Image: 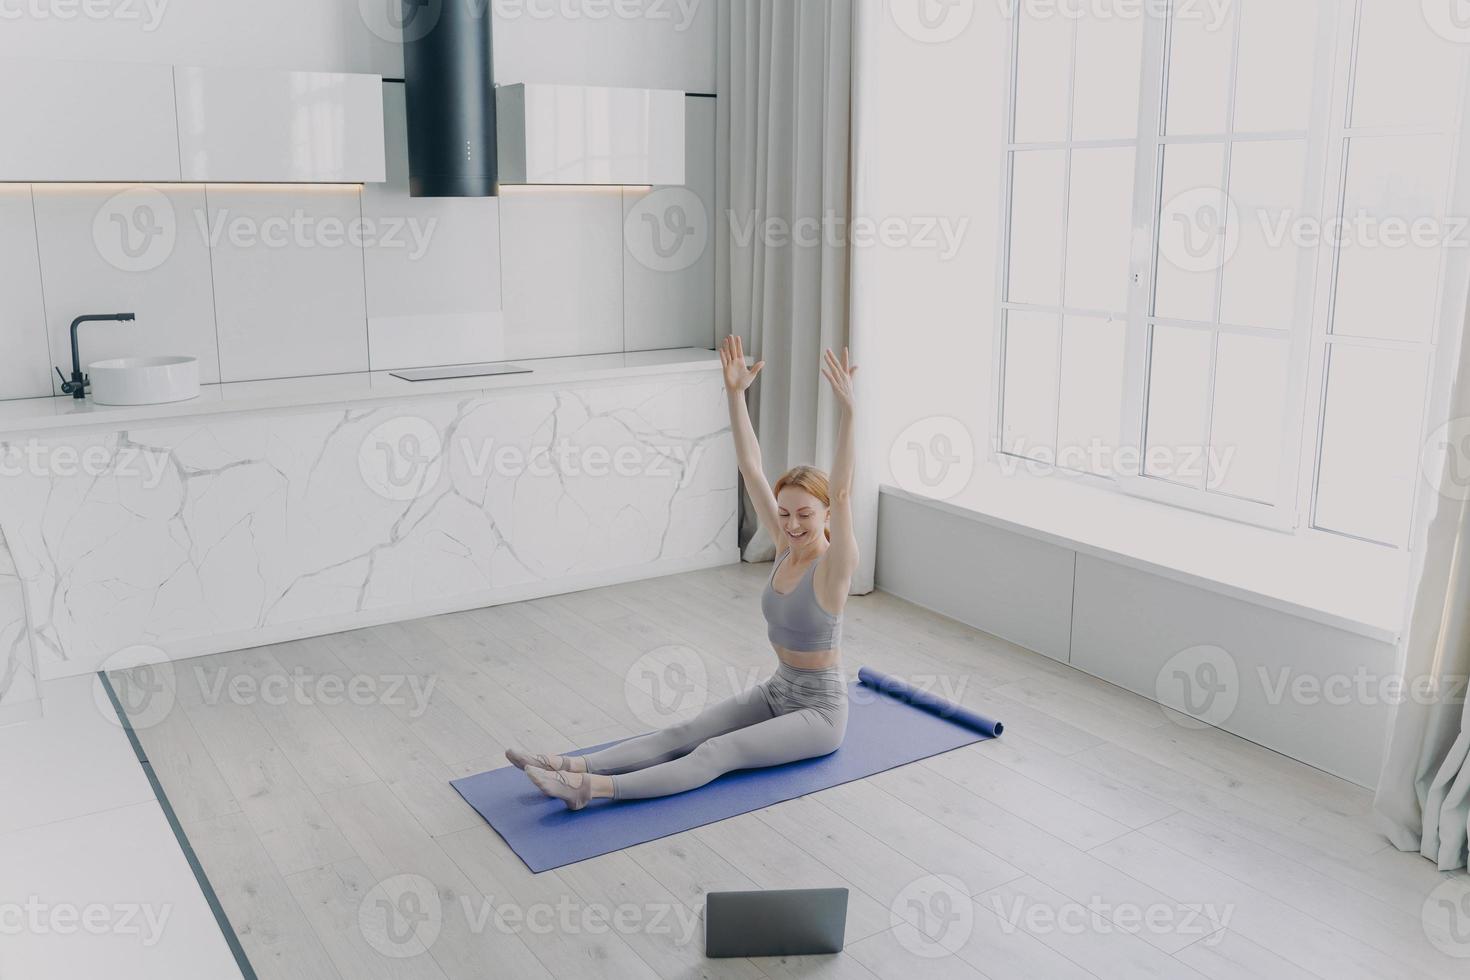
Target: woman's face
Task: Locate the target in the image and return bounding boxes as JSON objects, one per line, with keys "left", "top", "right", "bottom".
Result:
{"left": 776, "top": 486, "right": 828, "bottom": 548}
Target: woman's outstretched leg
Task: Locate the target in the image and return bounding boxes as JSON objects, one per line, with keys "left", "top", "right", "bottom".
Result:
{"left": 507, "top": 684, "right": 774, "bottom": 775}
{"left": 581, "top": 687, "right": 776, "bottom": 774}
{"left": 607, "top": 702, "right": 847, "bottom": 801}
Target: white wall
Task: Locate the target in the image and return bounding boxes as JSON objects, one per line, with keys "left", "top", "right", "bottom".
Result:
{"left": 860, "top": 2, "right": 1009, "bottom": 493}
{"left": 0, "top": 0, "right": 719, "bottom": 399}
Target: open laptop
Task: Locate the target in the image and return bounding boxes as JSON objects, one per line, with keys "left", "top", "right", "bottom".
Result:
{"left": 704, "top": 887, "right": 848, "bottom": 958}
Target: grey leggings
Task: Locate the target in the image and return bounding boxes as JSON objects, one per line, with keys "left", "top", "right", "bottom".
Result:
{"left": 581, "top": 663, "right": 850, "bottom": 801}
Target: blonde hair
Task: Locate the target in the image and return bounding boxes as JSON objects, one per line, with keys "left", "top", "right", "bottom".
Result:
{"left": 773, "top": 465, "right": 832, "bottom": 541}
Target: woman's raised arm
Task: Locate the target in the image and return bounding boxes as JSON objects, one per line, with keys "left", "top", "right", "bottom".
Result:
{"left": 820, "top": 347, "right": 860, "bottom": 587}
{"left": 720, "top": 335, "right": 784, "bottom": 549}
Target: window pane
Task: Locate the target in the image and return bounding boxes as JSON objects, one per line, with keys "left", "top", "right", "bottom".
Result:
{"left": 1007, "top": 150, "right": 1067, "bottom": 306}
{"left": 1155, "top": 142, "right": 1227, "bottom": 322}
{"left": 1164, "top": 1, "right": 1236, "bottom": 136}
{"left": 1057, "top": 315, "right": 1127, "bottom": 476}
{"left": 1065, "top": 146, "right": 1136, "bottom": 312}
{"left": 1072, "top": 7, "right": 1145, "bottom": 141}
{"left": 1314, "top": 344, "right": 1428, "bottom": 545}
{"left": 1234, "top": 0, "right": 1320, "bottom": 133}
{"left": 1353, "top": 0, "right": 1464, "bottom": 129}
{"left": 1220, "top": 139, "right": 1308, "bottom": 330}
{"left": 1014, "top": 8, "right": 1073, "bottom": 143}
{"left": 1333, "top": 134, "right": 1452, "bottom": 344}
{"left": 1208, "top": 333, "right": 1289, "bottom": 501}
{"left": 1144, "top": 324, "right": 1212, "bottom": 488}
{"left": 1001, "top": 311, "right": 1061, "bottom": 459}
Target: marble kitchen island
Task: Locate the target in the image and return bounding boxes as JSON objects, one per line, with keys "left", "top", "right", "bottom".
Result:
{"left": 0, "top": 348, "right": 738, "bottom": 719}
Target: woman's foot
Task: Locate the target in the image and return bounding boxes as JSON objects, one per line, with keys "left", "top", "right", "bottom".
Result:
{"left": 505, "top": 748, "right": 586, "bottom": 773}
{"left": 525, "top": 766, "right": 599, "bottom": 811}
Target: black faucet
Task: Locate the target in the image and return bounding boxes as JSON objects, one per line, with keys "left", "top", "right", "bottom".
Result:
{"left": 56, "top": 313, "right": 136, "bottom": 399}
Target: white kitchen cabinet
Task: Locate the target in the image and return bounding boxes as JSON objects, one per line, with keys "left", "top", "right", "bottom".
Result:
{"left": 497, "top": 83, "right": 685, "bottom": 186}
{"left": 0, "top": 60, "right": 181, "bottom": 181}
{"left": 174, "top": 66, "right": 385, "bottom": 183}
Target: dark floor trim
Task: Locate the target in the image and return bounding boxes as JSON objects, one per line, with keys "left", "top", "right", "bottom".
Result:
{"left": 98, "top": 670, "right": 259, "bottom": 980}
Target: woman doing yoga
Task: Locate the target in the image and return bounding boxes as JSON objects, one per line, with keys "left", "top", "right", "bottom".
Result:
{"left": 507, "top": 335, "right": 860, "bottom": 809}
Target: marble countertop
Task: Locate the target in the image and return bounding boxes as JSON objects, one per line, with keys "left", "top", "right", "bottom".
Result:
{"left": 0, "top": 348, "right": 724, "bottom": 436}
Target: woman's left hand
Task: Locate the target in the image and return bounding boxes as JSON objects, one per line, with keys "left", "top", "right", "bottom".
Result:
{"left": 822, "top": 347, "right": 858, "bottom": 412}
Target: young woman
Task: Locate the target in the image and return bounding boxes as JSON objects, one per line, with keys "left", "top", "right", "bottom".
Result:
{"left": 507, "top": 334, "right": 861, "bottom": 809}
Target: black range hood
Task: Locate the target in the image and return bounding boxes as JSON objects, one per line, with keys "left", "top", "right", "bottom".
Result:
{"left": 401, "top": 0, "right": 497, "bottom": 197}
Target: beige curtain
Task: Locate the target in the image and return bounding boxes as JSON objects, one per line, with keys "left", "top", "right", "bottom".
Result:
{"left": 1374, "top": 298, "right": 1470, "bottom": 871}
{"left": 718, "top": 0, "right": 877, "bottom": 592}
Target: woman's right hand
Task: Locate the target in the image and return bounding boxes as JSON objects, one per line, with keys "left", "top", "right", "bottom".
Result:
{"left": 720, "top": 335, "right": 765, "bottom": 393}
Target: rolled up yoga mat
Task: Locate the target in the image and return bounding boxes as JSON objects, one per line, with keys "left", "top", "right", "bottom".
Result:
{"left": 857, "top": 667, "right": 1003, "bottom": 737}
{"left": 452, "top": 666, "right": 1003, "bottom": 873}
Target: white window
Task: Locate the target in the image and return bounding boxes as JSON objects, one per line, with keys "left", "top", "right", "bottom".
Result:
{"left": 995, "top": 0, "right": 1469, "bottom": 547}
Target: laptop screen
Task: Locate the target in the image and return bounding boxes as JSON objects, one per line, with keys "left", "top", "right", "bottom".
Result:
{"left": 705, "top": 887, "right": 848, "bottom": 958}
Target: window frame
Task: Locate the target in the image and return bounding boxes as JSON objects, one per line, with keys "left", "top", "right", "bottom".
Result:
{"left": 1296, "top": 0, "right": 1469, "bottom": 548}
{"left": 993, "top": 0, "right": 1349, "bottom": 534}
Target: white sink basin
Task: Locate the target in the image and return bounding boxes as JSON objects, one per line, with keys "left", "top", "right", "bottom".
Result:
{"left": 87, "top": 356, "right": 200, "bottom": 406}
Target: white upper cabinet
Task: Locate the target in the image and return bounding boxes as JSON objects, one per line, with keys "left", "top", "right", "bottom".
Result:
{"left": 175, "top": 67, "right": 386, "bottom": 183}
{"left": 0, "top": 60, "right": 182, "bottom": 181}
{"left": 497, "top": 84, "right": 686, "bottom": 186}
{"left": 0, "top": 60, "right": 384, "bottom": 184}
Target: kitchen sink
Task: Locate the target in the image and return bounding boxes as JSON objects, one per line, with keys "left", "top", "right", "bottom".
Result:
{"left": 87, "top": 355, "right": 200, "bottom": 406}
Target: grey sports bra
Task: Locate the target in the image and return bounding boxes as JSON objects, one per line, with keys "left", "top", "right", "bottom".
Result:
{"left": 761, "top": 549, "right": 843, "bottom": 652}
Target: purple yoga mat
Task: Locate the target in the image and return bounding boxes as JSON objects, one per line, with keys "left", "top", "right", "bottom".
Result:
{"left": 451, "top": 670, "right": 1002, "bottom": 873}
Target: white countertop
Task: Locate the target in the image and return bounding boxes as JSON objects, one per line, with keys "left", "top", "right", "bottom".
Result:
{"left": 0, "top": 348, "right": 723, "bottom": 436}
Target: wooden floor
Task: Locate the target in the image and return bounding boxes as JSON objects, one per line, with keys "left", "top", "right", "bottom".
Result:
{"left": 120, "top": 562, "right": 1468, "bottom": 980}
